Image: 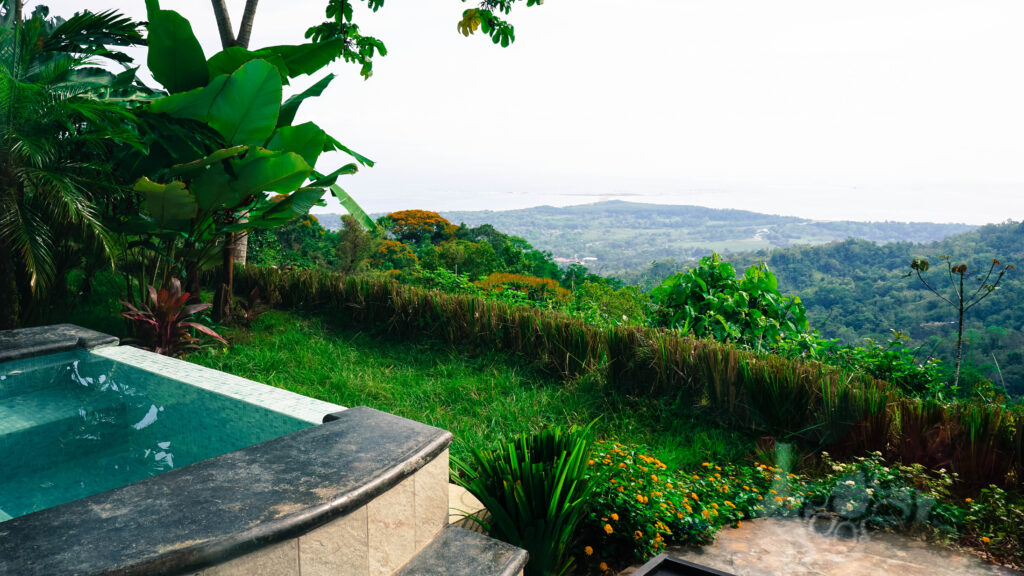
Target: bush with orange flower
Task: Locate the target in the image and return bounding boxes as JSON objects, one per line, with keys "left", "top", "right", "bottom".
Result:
{"left": 384, "top": 210, "right": 457, "bottom": 245}
{"left": 577, "top": 442, "right": 786, "bottom": 572}
{"left": 474, "top": 272, "right": 570, "bottom": 303}
{"left": 369, "top": 239, "right": 418, "bottom": 271}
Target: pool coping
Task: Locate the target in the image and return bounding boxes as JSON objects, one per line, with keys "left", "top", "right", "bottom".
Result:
{"left": 0, "top": 323, "right": 118, "bottom": 362}
{"left": 0, "top": 406, "right": 453, "bottom": 576}
{"left": 92, "top": 345, "right": 344, "bottom": 424}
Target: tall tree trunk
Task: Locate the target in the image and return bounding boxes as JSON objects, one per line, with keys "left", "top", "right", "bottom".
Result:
{"left": 0, "top": 239, "right": 22, "bottom": 329}
{"left": 214, "top": 232, "right": 235, "bottom": 321}
{"left": 210, "top": 0, "right": 236, "bottom": 47}
{"left": 231, "top": 0, "right": 260, "bottom": 266}
{"left": 236, "top": 0, "right": 260, "bottom": 48}
{"left": 954, "top": 274, "right": 965, "bottom": 389}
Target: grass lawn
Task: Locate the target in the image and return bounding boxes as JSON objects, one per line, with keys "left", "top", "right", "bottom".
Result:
{"left": 189, "top": 309, "right": 756, "bottom": 468}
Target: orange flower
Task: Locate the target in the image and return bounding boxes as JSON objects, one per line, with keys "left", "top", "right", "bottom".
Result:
{"left": 610, "top": 513, "right": 619, "bottom": 521}
{"left": 600, "top": 562, "right": 610, "bottom": 572}
{"left": 584, "top": 546, "right": 594, "bottom": 556}
{"left": 981, "top": 536, "right": 991, "bottom": 544}
{"left": 603, "top": 523, "right": 614, "bottom": 535}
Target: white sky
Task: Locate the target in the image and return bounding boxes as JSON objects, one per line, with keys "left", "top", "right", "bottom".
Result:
{"left": 35, "top": 0, "right": 1024, "bottom": 224}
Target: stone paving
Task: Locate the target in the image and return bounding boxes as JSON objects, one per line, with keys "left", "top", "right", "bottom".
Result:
{"left": 623, "top": 517, "right": 1019, "bottom": 576}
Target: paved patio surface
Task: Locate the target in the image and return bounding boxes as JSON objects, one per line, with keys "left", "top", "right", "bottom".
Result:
{"left": 622, "top": 517, "right": 1019, "bottom": 576}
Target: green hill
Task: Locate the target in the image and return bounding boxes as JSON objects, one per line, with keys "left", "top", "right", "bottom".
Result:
{"left": 319, "top": 201, "right": 976, "bottom": 275}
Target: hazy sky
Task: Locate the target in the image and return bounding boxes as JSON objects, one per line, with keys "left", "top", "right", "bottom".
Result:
{"left": 36, "top": 0, "right": 1024, "bottom": 224}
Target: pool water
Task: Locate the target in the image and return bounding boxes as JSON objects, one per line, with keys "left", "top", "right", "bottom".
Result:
{"left": 0, "top": 350, "right": 310, "bottom": 521}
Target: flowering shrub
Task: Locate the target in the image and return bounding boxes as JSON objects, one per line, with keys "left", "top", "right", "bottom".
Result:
{"left": 475, "top": 272, "right": 569, "bottom": 302}
{"left": 963, "top": 485, "right": 1024, "bottom": 565}
{"left": 577, "top": 442, "right": 788, "bottom": 572}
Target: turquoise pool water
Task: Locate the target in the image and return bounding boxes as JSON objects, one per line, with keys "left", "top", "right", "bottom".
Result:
{"left": 0, "top": 350, "right": 310, "bottom": 521}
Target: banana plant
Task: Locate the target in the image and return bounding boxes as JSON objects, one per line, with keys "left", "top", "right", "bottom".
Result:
{"left": 120, "top": 0, "right": 375, "bottom": 317}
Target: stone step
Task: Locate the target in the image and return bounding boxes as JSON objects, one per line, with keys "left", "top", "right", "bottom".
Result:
{"left": 394, "top": 525, "right": 527, "bottom": 576}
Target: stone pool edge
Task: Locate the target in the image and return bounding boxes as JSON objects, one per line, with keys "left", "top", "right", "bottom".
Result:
{"left": 0, "top": 406, "right": 453, "bottom": 576}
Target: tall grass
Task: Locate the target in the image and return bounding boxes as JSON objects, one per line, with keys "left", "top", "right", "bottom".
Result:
{"left": 234, "top": 266, "right": 1023, "bottom": 489}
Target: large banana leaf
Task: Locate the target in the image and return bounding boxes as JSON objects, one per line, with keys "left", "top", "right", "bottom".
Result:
{"left": 231, "top": 151, "right": 312, "bottom": 196}
{"left": 208, "top": 59, "right": 282, "bottom": 146}
{"left": 144, "top": 0, "right": 208, "bottom": 93}
{"left": 134, "top": 177, "right": 198, "bottom": 229}
{"left": 207, "top": 47, "right": 289, "bottom": 80}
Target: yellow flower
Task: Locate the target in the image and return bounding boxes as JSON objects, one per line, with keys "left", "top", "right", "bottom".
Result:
{"left": 611, "top": 513, "right": 619, "bottom": 521}
{"left": 965, "top": 498, "right": 973, "bottom": 503}
{"left": 584, "top": 546, "right": 594, "bottom": 556}
{"left": 603, "top": 523, "right": 613, "bottom": 535}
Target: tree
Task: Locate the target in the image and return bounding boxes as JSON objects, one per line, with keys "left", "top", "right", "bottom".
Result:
{"left": 909, "top": 255, "right": 1014, "bottom": 389}
{"left": 0, "top": 1, "right": 145, "bottom": 327}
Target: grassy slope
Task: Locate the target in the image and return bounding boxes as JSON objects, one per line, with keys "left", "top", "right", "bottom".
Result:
{"left": 188, "top": 309, "right": 755, "bottom": 468}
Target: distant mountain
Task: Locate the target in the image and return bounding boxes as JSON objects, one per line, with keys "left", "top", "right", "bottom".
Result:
{"left": 317, "top": 201, "right": 977, "bottom": 275}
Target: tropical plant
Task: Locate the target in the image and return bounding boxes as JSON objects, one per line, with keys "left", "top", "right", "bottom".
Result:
{"left": 116, "top": 0, "right": 377, "bottom": 320}
{"left": 233, "top": 286, "right": 265, "bottom": 328}
{"left": 909, "top": 256, "right": 1014, "bottom": 388}
{"left": 453, "top": 423, "right": 596, "bottom": 576}
{"left": 0, "top": 1, "right": 146, "bottom": 327}
{"left": 120, "top": 278, "right": 226, "bottom": 356}
{"left": 652, "top": 253, "right": 810, "bottom": 352}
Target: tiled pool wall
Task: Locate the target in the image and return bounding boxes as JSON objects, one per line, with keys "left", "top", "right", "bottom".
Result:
{"left": 92, "top": 345, "right": 345, "bottom": 424}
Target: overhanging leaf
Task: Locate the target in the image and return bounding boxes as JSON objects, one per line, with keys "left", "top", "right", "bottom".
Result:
{"left": 262, "top": 39, "right": 345, "bottom": 77}
{"left": 278, "top": 73, "right": 334, "bottom": 128}
{"left": 324, "top": 133, "right": 375, "bottom": 167}
{"left": 308, "top": 164, "right": 358, "bottom": 188}
{"left": 329, "top": 183, "right": 374, "bottom": 230}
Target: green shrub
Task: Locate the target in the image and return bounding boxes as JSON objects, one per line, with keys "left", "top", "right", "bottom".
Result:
{"left": 652, "top": 253, "right": 809, "bottom": 352}
{"left": 963, "top": 485, "right": 1024, "bottom": 564}
{"left": 452, "top": 424, "right": 596, "bottom": 576}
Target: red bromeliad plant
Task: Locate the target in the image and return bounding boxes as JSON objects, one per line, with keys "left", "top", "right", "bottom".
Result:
{"left": 120, "top": 279, "right": 227, "bottom": 357}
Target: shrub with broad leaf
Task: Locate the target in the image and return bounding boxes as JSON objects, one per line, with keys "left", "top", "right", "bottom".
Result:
{"left": 120, "top": 279, "right": 226, "bottom": 357}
